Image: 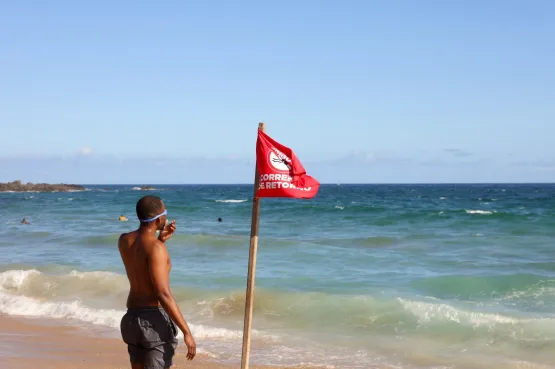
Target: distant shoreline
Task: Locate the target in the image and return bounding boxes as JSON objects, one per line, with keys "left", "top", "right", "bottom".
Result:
{"left": 0, "top": 180, "right": 86, "bottom": 193}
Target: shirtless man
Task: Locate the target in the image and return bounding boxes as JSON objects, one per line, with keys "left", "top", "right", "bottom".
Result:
{"left": 118, "top": 195, "right": 196, "bottom": 369}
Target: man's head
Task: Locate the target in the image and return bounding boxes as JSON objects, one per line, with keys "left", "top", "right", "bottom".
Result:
{"left": 136, "top": 195, "right": 167, "bottom": 230}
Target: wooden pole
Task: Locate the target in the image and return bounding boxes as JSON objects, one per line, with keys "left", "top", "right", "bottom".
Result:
{"left": 240, "top": 122, "right": 266, "bottom": 369}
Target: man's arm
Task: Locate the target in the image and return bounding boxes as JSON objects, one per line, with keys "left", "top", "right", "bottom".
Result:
{"left": 148, "top": 241, "right": 196, "bottom": 359}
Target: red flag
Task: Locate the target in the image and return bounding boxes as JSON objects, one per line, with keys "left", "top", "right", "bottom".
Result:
{"left": 256, "top": 130, "right": 320, "bottom": 199}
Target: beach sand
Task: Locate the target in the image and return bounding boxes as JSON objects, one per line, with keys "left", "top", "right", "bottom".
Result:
{"left": 0, "top": 314, "right": 298, "bottom": 369}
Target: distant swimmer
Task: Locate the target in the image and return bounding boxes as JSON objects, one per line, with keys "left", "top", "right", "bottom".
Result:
{"left": 218, "top": 217, "right": 222, "bottom": 222}
{"left": 21, "top": 217, "right": 30, "bottom": 225}
{"left": 119, "top": 215, "right": 128, "bottom": 221}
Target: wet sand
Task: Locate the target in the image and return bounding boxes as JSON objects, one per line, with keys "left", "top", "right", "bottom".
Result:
{"left": 0, "top": 314, "right": 297, "bottom": 369}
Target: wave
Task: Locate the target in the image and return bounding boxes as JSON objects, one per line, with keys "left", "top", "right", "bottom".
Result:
{"left": 189, "top": 288, "right": 555, "bottom": 347}
{"left": 0, "top": 290, "right": 255, "bottom": 341}
{"left": 0, "top": 269, "right": 129, "bottom": 300}
{"left": 0, "top": 269, "right": 263, "bottom": 342}
{"left": 398, "top": 297, "right": 520, "bottom": 326}
{"left": 2, "top": 268, "right": 554, "bottom": 349}
{"left": 465, "top": 209, "right": 495, "bottom": 215}
{"left": 195, "top": 287, "right": 555, "bottom": 345}
{"left": 0, "top": 290, "right": 123, "bottom": 326}
{"left": 7, "top": 268, "right": 553, "bottom": 316}
{"left": 215, "top": 199, "right": 247, "bottom": 203}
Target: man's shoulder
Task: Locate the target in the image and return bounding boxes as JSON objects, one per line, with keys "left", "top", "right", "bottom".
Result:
{"left": 145, "top": 238, "right": 167, "bottom": 256}
{"left": 118, "top": 230, "right": 139, "bottom": 247}
{"left": 119, "top": 230, "right": 139, "bottom": 240}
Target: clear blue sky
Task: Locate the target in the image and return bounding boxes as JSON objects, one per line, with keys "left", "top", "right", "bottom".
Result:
{"left": 1, "top": 0, "right": 554, "bottom": 183}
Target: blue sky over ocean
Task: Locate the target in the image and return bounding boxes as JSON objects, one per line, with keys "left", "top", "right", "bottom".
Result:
{"left": 1, "top": 0, "right": 554, "bottom": 183}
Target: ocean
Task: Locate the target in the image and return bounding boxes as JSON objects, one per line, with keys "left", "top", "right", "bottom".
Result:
{"left": 0, "top": 184, "right": 554, "bottom": 368}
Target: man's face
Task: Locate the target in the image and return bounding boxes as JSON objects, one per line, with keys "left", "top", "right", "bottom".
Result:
{"left": 157, "top": 203, "right": 167, "bottom": 231}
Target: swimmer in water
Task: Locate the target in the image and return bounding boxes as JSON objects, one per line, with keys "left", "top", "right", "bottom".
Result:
{"left": 119, "top": 215, "right": 128, "bottom": 221}
{"left": 218, "top": 217, "right": 222, "bottom": 222}
{"left": 21, "top": 217, "right": 30, "bottom": 225}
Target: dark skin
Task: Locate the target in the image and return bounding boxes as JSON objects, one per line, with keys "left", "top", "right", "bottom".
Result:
{"left": 118, "top": 203, "right": 196, "bottom": 368}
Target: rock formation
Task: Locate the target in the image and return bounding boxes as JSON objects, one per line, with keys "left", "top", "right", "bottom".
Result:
{"left": 0, "top": 180, "right": 85, "bottom": 192}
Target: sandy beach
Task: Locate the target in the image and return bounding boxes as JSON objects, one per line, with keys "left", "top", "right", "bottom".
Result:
{"left": 0, "top": 314, "right": 298, "bottom": 369}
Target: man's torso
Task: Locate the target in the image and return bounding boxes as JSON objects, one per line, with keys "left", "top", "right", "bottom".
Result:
{"left": 118, "top": 230, "right": 171, "bottom": 308}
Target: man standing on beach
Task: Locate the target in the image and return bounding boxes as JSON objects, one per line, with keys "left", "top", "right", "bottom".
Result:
{"left": 118, "top": 195, "right": 196, "bottom": 369}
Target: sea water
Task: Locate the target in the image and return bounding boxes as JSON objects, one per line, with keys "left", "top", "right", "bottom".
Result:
{"left": 0, "top": 184, "right": 554, "bottom": 368}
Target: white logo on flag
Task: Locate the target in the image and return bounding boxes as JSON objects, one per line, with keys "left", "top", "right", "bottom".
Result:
{"left": 268, "top": 150, "right": 291, "bottom": 172}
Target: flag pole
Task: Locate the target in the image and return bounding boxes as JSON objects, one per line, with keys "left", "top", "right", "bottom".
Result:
{"left": 241, "top": 122, "right": 266, "bottom": 369}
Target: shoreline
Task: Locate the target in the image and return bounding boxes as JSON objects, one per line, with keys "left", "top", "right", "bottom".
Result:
{"left": 0, "top": 314, "right": 311, "bottom": 369}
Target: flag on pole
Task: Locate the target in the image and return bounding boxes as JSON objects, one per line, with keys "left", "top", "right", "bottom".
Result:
{"left": 256, "top": 130, "right": 320, "bottom": 199}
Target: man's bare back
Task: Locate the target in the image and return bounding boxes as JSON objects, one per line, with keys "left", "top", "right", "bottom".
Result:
{"left": 119, "top": 230, "right": 171, "bottom": 308}
{"left": 118, "top": 196, "right": 196, "bottom": 369}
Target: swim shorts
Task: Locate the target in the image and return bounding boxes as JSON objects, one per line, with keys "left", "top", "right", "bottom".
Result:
{"left": 120, "top": 307, "right": 178, "bottom": 369}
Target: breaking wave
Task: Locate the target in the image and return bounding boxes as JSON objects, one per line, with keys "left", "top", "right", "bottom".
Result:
{"left": 465, "top": 209, "right": 495, "bottom": 215}
{"left": 0, "top": 269, "right": 263, "bottom": 342}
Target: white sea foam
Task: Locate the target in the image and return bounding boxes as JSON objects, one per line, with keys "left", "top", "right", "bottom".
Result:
{"left": 465, "top": 210, "right": 494, "bottom": 215}
{"left": 68, "top": 270, "right": 118, "bottom": 277}
{"left": 398, "top": 298, "right": 521, "bottom": 327}
{"left": 0, "top": 269, "right": 41, "bottom": 290}
{"left": 0, "top": 290, "right": 123, "bottom": 327}
{"left": 0, "top": 288, "right": 255, "bottom": 341}
{"left": 0, "top": 269, "right": 268, "bottom": 342}
{"left": 215, "top": 199, "right": 247, "bottom": 203}
{"left": 0, "top": 269, "right": 131, "bottom": 299}
{"left": 335, "top": 206, "right": 345, "bottom": 210}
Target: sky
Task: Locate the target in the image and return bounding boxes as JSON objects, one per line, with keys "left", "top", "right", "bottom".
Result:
{"left": 1, "top": 0, "right": 554, "bottom": 184}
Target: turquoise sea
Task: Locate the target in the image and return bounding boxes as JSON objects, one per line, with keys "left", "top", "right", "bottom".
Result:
{"left": 0, "top": 184, "right": 554, "bottom": 368}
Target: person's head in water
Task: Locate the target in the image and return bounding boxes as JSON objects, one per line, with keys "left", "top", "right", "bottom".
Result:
{"left": 136, "top": 195, "right": 167, "bottom": 231}
{"left": 218, "top": 217, "right": 222, "bottom": 222}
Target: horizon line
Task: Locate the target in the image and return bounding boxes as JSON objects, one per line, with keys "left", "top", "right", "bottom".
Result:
{"left": 3, "top": 180, "right": 555, "bottom": 186}
{"left": 79, "top": 182, "right": 555, "bottom": 186}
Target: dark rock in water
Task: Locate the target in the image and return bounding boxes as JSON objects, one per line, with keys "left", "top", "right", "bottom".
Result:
{"left": 0, "top": 180, "right": 85, "bottom": 192}
{"left": 140, "top": 186, "right": 156, "bottom": 190}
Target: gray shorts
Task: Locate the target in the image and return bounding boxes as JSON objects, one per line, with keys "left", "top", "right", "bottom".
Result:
{"left": 120, "top": 307, "right": 178, "bottom": 369}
